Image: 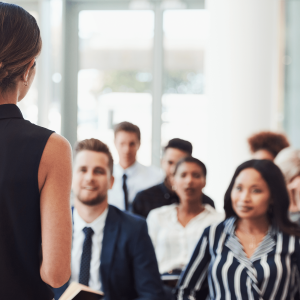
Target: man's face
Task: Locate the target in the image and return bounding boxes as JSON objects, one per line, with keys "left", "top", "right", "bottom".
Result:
{"left": 72, "top": 150, "right": 114, "bottom": 206}
{"left": 161, "top": 148, "right": 190, "bottom": 185}
{"left": 114, "top": 131, "right": 140, "bottom": 168}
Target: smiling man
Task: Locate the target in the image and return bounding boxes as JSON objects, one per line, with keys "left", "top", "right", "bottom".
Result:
{"left": 53, "top": 138, "right": 165, "bottom": 300}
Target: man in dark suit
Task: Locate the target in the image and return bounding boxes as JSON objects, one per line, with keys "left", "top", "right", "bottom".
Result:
{"left": 53, "top": 138, "right": 165, "bottom": 300}
{"left": 132, "top": 139, "right": 215, "bottom": 218}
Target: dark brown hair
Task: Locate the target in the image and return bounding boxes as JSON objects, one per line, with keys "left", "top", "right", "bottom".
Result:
{"left": 224, "top": 159, "right": 300, "bottom": 237}
{"left": 114, "top": 121, "right": 141, "bottom": 141}
{"left": 0, "top": 2, "right": 41, "bottom": 92}
{"left": 74, "top": 139, "right": 114, "bottom": 175}
{"left": 174, "top": 156, "right": 207, "bottom": 177}
{"left": 248, "top": 131, "right": 290, "bottom": 158}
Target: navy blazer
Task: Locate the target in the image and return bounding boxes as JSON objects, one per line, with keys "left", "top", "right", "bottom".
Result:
{"left": 53, "top": 205, "right": 165, "bottom": 300}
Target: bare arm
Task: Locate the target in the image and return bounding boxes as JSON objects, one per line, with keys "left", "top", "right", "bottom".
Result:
{"left": 38, "top": 133, "right": 73, "bottom": 288}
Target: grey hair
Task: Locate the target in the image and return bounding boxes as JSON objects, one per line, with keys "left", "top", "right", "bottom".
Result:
{"left": 275, "top": 147, "right": 300, "bottom": 183}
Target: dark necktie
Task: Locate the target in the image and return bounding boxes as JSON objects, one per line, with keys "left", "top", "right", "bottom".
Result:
{"left": 79, "top": 227, "right": 94, "bottom": 286}
{"left": 122, "top": 174, "right": 129, "bottom": 211}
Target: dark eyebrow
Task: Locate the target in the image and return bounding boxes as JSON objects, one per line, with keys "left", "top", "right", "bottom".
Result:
{"left": 94, "top": 166, "right": 106, "bottom": 171}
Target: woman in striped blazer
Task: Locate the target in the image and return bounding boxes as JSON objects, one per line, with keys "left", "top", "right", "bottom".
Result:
{"left": 176, "top": 159, "right": 300, "bottom": 300}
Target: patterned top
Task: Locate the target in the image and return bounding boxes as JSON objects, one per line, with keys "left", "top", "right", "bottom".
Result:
{"left": 176, "top": 217, "right": 300, "bottom": 300}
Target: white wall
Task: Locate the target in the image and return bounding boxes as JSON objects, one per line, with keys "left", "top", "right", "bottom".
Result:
{"left": 204, "top": 0, "right": 284, "bottom": 210}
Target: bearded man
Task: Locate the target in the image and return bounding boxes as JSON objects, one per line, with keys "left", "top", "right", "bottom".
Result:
{"left": 53, "top": 138, "right": 165, "bottom": 300}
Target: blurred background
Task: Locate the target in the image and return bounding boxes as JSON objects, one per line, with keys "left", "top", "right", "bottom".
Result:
{"left": 7, "top": 0, "right": 300, "bottom": 210}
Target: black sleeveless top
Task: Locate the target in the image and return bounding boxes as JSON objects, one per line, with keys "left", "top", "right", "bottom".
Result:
{"left": 0, "top": 104, "right": 54, "bottom": 299}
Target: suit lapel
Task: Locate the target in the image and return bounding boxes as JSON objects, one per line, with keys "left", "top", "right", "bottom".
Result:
{"left": 100, "top": 205, "right": 120, "bottom": 298}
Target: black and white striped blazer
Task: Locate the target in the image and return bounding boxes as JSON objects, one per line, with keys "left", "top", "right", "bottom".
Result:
{"left": 176, "top": 217, "right": 300, "bottom": 300}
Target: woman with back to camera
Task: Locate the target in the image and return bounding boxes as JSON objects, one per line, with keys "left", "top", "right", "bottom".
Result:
{"left": 0, "top": 3, "right": 72, "bottom": 300}
{"left": 147, "top": 157, "right": 223, "bottom": 299}
{"left": 176, "top": 159, "right": 300, "bottom": 300}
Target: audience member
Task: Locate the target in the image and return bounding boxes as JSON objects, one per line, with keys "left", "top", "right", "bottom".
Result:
{"left": 108, "top": 122, "right": 164, "bottom": 211}
{"left": 0, "top": 3, "right": 72, "bottom": 299}
{"left": 247, "top": 131, "right": 289, "bottom": 161}
{"left": 176, "top": 159, "right": 300, "bottom": 300}
{"left": 53, "top": 138, "right": 165, "bottom": 300}
{"left": 133, "top": 138, "right": 215, "bottom": 218}
{"left": 147, "top": 157, "right": 223, "bottom": 298}
{"left": 275, "top": 147, "right": 300, "bottom": 225}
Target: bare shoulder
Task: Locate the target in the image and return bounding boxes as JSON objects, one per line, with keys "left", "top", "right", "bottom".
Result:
{"left": 44, "top": 133, "right": 72, "bottom": 156}
{"left": 38, "top": 133, "right": 72, "bottom": 191}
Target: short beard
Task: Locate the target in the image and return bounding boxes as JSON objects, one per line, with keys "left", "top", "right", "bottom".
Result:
{"left": 77, "top": 193, "right": 107, "bottom": 206}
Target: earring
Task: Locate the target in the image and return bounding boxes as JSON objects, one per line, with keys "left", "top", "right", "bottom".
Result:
{"left": 172, "top": 185, "right": 177, "bottom": 191}
{"left": 24, "top": 81, "right": 28, "bottom": 86}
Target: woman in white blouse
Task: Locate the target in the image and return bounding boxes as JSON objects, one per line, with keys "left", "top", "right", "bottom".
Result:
{"left": 147, "top": 157, "right": 224, "bottom": 277}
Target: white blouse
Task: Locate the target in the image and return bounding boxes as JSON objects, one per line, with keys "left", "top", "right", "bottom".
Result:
{"left": 147, "top": 204, "right": 224, "bottom": 274}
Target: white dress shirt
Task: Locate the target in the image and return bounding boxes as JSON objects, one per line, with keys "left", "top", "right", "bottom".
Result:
{"left": 147, "top": 204, "right": 224, "bottom": 274}
{"left": 108, "top": 161, "right": 164, "bottom": 210}
{"left": 70, "top": 207, "right": 109, "bottom": 291}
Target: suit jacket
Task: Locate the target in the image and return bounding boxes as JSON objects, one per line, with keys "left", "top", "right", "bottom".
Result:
{"left": 53, "top": 205, "right": 165, "bottom": 300}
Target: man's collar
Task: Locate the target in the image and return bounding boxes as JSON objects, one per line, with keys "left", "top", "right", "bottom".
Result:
{"left": 118, "top": 161, "right": 139, "bottom": 176}
{"left": 73, "top": 207, "right": 109, "bottom": 236}
{"left": 0, "top": 104, "right": 23, "bottom": 120}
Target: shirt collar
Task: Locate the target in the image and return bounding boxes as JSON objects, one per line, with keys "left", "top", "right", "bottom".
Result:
{"left": 170, "top": 203, "right": 213, "bottom": 224}
{"left": 73, "top": 207, "right": 109, "bottom": 236}
{"left": 0, "top": 104, "right": 23, "bottom": 120}
{"left": 119, "top": 161, "right": 140, "bottom": 177}
{"left": 224, "top": 216, "right": 278, "bottom": 239}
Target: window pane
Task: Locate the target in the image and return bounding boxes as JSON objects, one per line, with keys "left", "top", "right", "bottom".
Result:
{"left": 162, "top": 10, "right": 210, "bottom": 161}
{"left": 78, "top": 10, "right": 154, "bottom": 165}
{"left": 163, "top": 10, "right": 209, "bottom": 94}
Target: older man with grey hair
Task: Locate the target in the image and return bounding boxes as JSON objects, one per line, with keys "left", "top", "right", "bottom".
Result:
{"left": 275, "top": 147, "right": 300, "bottom": 224}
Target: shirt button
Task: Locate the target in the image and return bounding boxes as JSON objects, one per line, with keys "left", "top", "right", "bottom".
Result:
{"left": 164, "top": 193, "right": 170, "bottom": 199}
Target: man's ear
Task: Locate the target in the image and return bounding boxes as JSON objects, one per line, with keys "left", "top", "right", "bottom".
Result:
{"left": 22, "top": 58, "right": 35, "bottom": 83}
{"left": 109, "top": 175, "right": 115, "bottom": 190}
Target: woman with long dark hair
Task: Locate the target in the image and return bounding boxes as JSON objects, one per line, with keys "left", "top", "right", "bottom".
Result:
{"left": 0, "top": 3, "right": 72, "bottom": 299}
{"left": 176, "top": 159, "right": 300, "bottom": 300}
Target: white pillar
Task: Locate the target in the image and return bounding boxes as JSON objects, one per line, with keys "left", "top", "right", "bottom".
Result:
{"left": 204, "top": 0, "right": 284, "bottom": 210}
{"left": 152, "top": 3, "right": 163, "bottom": 167}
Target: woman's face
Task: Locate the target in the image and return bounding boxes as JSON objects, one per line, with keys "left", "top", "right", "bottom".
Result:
{"left": 173, "top": 162, "right": 206, "bottom": 203}
{"left": 231, "top": 168, "right": 271, "bottom": 220}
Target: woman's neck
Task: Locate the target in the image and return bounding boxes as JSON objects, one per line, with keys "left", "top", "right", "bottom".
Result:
{"left": 236, "top": 216, "right": 270, "bottom": 235}
{"left": 0, "top": 89, "right": 18, "bottom": 105}
{"left": 178, "top": 197, "right": 204, "bottom": 215}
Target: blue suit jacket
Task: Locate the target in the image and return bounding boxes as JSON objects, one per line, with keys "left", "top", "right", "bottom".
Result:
{"left": 53, "top": 205, "right": 165, "bottom": 300}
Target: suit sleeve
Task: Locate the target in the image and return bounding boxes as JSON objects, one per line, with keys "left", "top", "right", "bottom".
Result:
{"left": 131, "top": 220, "right": 165, "bottom": 300}
{"left": 293, "top": 237, "right": 300, "bottom": 299}
{"left": 132, "top": 192, "right": 146, "bottom": 218}
{"left": 176, "top": 227, "right": 211, "bottom": 300}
